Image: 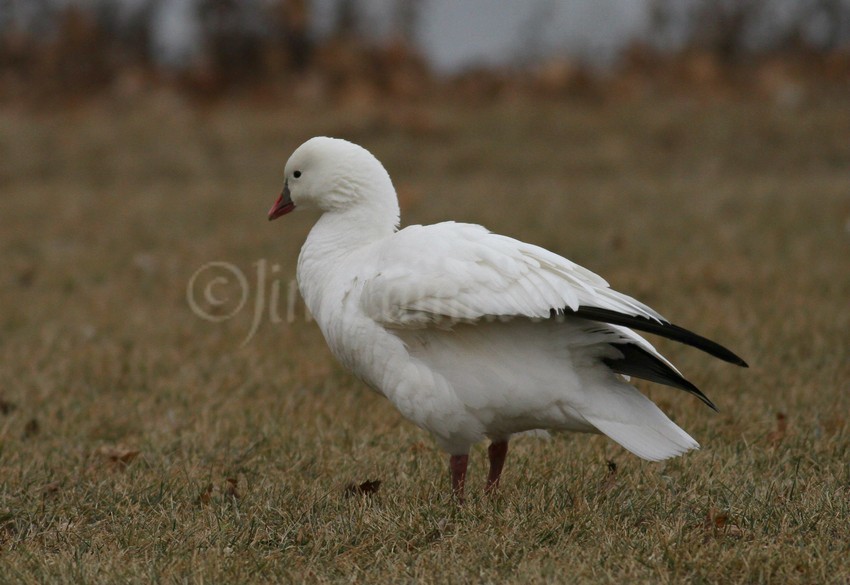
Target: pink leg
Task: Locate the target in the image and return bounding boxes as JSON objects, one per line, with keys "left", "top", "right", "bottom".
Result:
{"left": 449, "top": 454, "right": 469, "bottom": 503}
{"left": 485, "top": 440, "right": 509, "bottom": 493}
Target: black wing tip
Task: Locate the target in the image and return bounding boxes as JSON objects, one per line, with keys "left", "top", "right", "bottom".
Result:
{"left": 603, "top": 344, "right": 719, "bottom": 412}
{"left": 731, "top": 355, "right": 749, "bottom": 368}
{"left": 678, "top": 377, "right": 719, "bottom": 412}
{"left": 701, "top": 393, "right": 720, "bottom": 412}
{"left": 703, "top": 344, "right": 749, "bottom": 368}
{"left": 665, "top": 374, "right": 719, "bottom": 412}
{"left": 567, "top": 306, "right": 749, "bottom": 368}
{"left": 656, "top": 367, "right": 718, "bottom": 411}
{"left": 696, "top": 337, "right": 747, "bottom": 367}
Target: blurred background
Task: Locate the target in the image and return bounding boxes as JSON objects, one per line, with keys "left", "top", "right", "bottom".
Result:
{"left": 1, "top": 0, "right": 849, "bottom": 102}
{"left": 1, "top": 3, "right": 849, "bottom": 580}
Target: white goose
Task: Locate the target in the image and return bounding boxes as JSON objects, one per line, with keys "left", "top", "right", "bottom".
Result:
{"left": 268, "top": 137, "right": 746, "bottom": 501}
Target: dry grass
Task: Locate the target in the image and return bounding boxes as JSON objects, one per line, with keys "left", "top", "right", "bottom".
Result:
{"left": 1, "top": 91, "right": 848, "bottom": 583}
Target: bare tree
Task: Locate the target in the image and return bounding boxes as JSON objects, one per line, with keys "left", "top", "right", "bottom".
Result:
{"left": 650, "top": 0, "right": 850, "bottom": 60}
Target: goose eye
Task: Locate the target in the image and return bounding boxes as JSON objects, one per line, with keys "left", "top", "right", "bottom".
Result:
{"left": 293, "top": 170, "right": 302, "bottom": 178}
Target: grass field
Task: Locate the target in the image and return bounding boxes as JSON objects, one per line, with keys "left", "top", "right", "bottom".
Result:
{"left": 1, "top": 90, "right": 848, "bottom": 583}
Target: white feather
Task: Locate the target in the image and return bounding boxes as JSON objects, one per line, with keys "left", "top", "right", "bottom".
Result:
{"left": 285, "top": 137, "right": 699, "bottom": 460}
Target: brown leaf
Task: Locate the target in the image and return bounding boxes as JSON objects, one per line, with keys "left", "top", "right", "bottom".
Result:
{"left": 40, "top": 481, "right": 61, "bottom": 496}
{"left": 96, "top": 445, "right": 140, "bottom": 467}
{"left": 196, "top": 483, "right": 213, "bottom": 506}
{"left": 0, "top": 399, "right": 16, "bottom": 415}
{"left": 225, "top": 477, "right": 237, "bottom": 496}
{"left": 767, "top": 412, "right": 788, "bottom": 445}
{"left": 22, "top": 418, "right": 40, "bottom": 439}
{"left": 598, "top": 460, "right": 618, "bottom": 494}
{"left": 703, "top": 507, "right": 744, "bottom": 539}
{"left": 225, "top": 475, "right": 247, "bottom": 499}
{"left": 704, "top": 506, "right": 721, "bottom": 529}
{"left": 409, "top": 441, "right": 428, "bottom": 453}
{"left": 17, "top": 265, "right": 36, "bottom": 288}
{"left": 609, "top": 233, "right": 626, "bottom": 251}
{"left": 344, "top": 479, "right": 382, "bottom": 498}
{"left": 824, "top": 414, "right": 845, "bottom": 435}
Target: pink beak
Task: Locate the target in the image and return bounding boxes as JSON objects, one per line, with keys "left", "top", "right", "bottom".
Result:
{"left": 268, "top": 181, "right": 295, "bottom": 220}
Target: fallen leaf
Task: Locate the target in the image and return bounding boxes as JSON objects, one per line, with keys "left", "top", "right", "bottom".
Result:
{"left": 703, "top": 507, "right": 744, "bottom": 539}
{"left": 225, "top": 477, "right": 238, "bottom": 497}
{"left": 344, "top": 479, "right": 382, "bottom": 498}
{"left": 17, "top": 266, "right": 36, "bottom": 287}
{"left": 40, "top": 481, "right": 61, "bottom": 496}
{"left": 23, "top": 418, "right": 40, "bottom": 439}
{"left": 196, "top": 483, "right": 213, "bottom": 506}
{"left": 410, "top": 441, "right": 428, "bottom": 453}
{"left": 767, "top": 412, "right": 788, "bottom": 445}
{"left": 0, "top": 399, "right": 16, "bottom": 415}
{"left": 609, "top": 233, "right": 626, "bottom": 251}
{"left": 824, "top": 414, "right": 845, "bottom": 435}
{"left": 96, "top": 445, "right": 140, "bottom": 467}
{"left": 598, "top": 460, "right": 618, "bottom": 493}
{"left": 225, "top": 475, "right": 248, "bottom": 499}
{"left": 712, "top": 511, "right": 728, "bottom": 529}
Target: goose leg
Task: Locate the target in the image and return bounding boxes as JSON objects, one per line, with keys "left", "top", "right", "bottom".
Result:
{"left": 485, "top": 440, "right": 509, "bottom": 493}
{"left": 449, "top": 454, "right": 469, "bottom": 502}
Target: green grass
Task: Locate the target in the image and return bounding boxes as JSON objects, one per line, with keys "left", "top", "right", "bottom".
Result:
{"left": 1, "top": 91, "right": 848, "bottom": 583}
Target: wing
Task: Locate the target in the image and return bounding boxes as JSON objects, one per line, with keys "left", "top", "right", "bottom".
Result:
{"left": 361, "top": 221, "right": 664, "bottom": 327}
{"left": 565, "top": 306, "right": 747, "bottom": 366}
{"left": 360, "top": 222, "right": 747, "bottom": 370}
{"left": 360, "top": 222, "right": 747, "bottom": 408}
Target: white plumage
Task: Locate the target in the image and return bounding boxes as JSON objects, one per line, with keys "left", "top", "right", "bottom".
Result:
{"left": 268, "top": 137, "right": 746, "bottom": 499}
